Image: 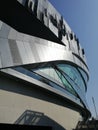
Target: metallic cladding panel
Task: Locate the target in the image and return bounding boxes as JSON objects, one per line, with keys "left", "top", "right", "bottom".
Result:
{"left": 29, "top": 41, "right": 40, "bottom": 62}
{"left": 0, "top": 0, "right": 90, "bottom": 114}
{"left": 8, "top": 39, "right": 22, "bottom": 65}
{"left": 0, "top": 55, "right": 2, "bottom": 67}
{"left": 0, "top": 21, "right": 3, "bottom": 30}
{"left": 16, "top": 41, "right": 29, "bottom": 64}
{"left": 23, "top": 42, "right": 36, "bottom": 63}
{"left": 0, "top": 0, "right": 86, "bottom": 64}
{"left": 17, "top": 0, "right": 87, "bottom": 63}
{"left": 0, "top": 22, "right": 89, "bottom": 75}
{"left": 0, "top": 22, "right": 10, "bottom": 39}
{"left": 0, "top": 38, "right": 13, "bottom": 68}
{"left": 8, "top": 28, "right": 17, "bottom": 40}
{"left": 0, "top": 36, "right": 90, "bottom": 110}
{"left": 17, "top": 2, "right": 72, "bottom": 44}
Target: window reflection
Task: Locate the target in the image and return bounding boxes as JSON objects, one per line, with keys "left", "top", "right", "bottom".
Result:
{"left": 57, "top": 64, "right": 87, "bottom": 93}
{"left": 13, "top": 63, "right": 88, "bottom": 100}
{"left": 78, "top": 68, "right": 88, "bottom": 83}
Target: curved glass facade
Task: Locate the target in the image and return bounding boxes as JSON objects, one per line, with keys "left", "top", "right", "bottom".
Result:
{"left": 33, "top": 64, "right": 87, "bottom": 94}
{"left": 34, "top": 65, "right": 77, "bottom": 96}
{"left": 57, "top": 64, "right": 87, "bottom": 93}
{"left": 14, "top": 62, "right": 88, "bottom": 107}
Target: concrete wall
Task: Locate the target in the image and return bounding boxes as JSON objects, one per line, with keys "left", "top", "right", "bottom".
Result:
{"left": 0, "top": 74, "right": 81, "bottom": 130}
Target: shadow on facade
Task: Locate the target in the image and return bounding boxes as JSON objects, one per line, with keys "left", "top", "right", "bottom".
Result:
{"left": 0, "top": 74, "right": 77, "bottom": 110}
{"left": 14, "top": 110, "right": 65, "bottom": 130}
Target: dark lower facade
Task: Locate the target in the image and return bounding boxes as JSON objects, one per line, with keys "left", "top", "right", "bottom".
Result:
{"left": 0, "top": 123, "right": 52, "bottom": 130}
{"left": 74, "top": 118, "right": 98, "bottom": 130}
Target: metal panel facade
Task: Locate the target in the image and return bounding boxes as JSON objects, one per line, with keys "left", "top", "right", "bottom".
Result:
{"left": 0, "top": 0, "right": 91, "bottom": 129}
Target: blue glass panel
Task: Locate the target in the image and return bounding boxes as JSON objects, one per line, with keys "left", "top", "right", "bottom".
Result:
{"left": 78, "top": 67, "right": 88, "bottom": 83}
{"left": 57, "top": 64, "right": 86, "bottom": 93}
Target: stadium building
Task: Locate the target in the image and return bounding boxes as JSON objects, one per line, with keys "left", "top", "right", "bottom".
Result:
{"left": 0, "top": 0, "right": 91, "bottom": 130}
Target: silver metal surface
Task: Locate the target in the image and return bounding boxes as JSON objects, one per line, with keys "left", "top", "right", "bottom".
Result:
{"left": 0, "top": 21, "right": 3, "bottom": 30}
{"left": 0, "top": 21, "right": 89, "bottom": 75}
{"left": 0, "top": 0, "right": 90, "bottom": 117}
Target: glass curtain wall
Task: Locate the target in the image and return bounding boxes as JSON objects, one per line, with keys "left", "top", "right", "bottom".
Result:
{"left": 14, "top": 63, "right": 88, "bottom": 102}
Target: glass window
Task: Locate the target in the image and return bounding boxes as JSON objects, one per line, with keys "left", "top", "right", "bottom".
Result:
{"left": 34, "top": 67, "right": 62, "bottom": 84}
{"left": 57, "top": 64, "right": 86, "bottom": 93}
{"left": 55, "top": 69, "right": 77, "bottom": 96}
{"left": 33, "top": 66, "right": 77, "bottom": 96}
{"left": 14, "top": 66, "right": 77, "bottom": 97}
{"left": 78, "top": 67, "right": 88, "bottom": 83}
{"left": 14, "top": 63, "right": 88, "bottom": 98}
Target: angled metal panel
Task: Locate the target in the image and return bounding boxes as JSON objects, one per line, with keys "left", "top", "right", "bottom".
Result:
{"left": 0, "top": 38, "right": 13, "bottom": 68}
{"left": 0, "top": 22, "right": 10, "bottom": 39}
{"left": 8, "top": 39, "right": 22, "bottom": 65}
